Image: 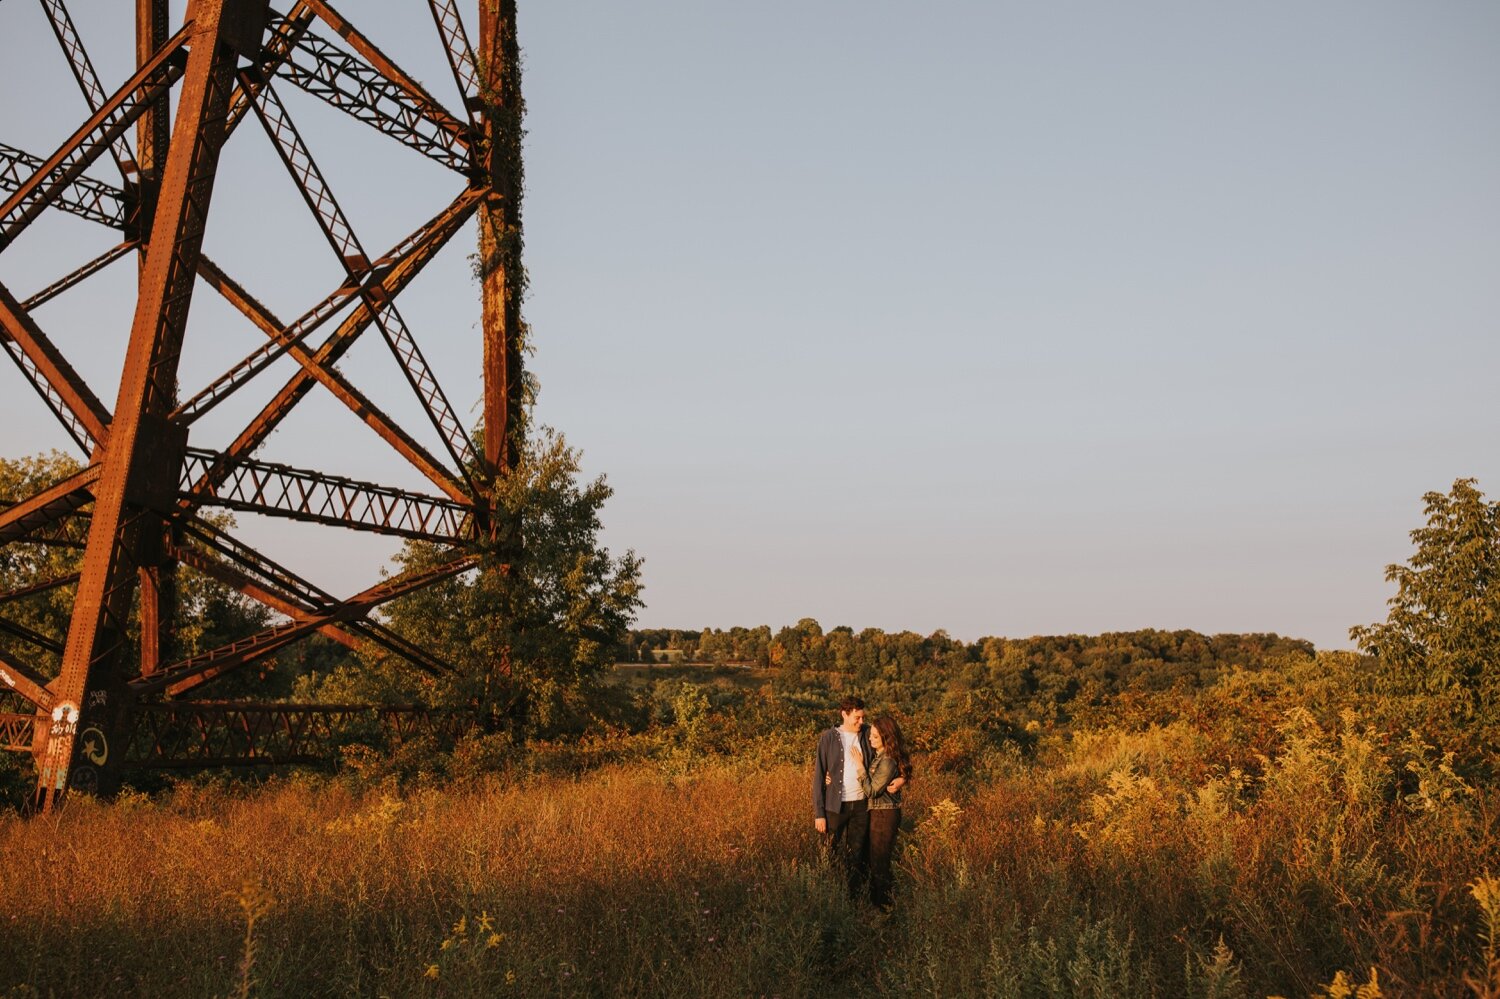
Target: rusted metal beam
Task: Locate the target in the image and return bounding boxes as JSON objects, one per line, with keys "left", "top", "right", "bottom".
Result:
{"left": 170, "top": 542, "right": 360, "bottom": 648}
{"left": 137, "top": 551, "right": 476, "bottom": 697}
{"left": 175, "top": 266, "right": 359, "bottom": 421}
{"left": 0, "top": 465, "right": 99, "bottom": 546}
{"left": 0, "top": 510, "right": 92, "bottom": 550}
{"left": 1, "top": 0, "right": 530, "bottom": 797}
{"left": 119, "top": 701, "right": 475, "bottom": 769}
{"left": 21, "top": 241, "right": 137, "bottom": 312}
{"left": 0, "top": 143, "right": 128, "bottom": 229}
{"left": 0, "top": 23, "right": 189, "bottom": 249}
{"left": 217, "top": 181, "right": 478, "bottom": 412}
{"left": 478, "top": 0, "right": 524, "bottom": 477}
{"left": 303, "top": 0, "right": 467, "bottom": 139}
{"left": 188, "top": 188, "right": 480, "bottom": 502}
{"left": 0, "top": 280, "right": 113, "bottom": 449}
{"left": 176, "top": 178, "right": 484, "bottom": 421}
{"left": 223, "top": 3, "right": 315, "bottom": 135}
{"left": 274, "top": 21, "right": 469, "bottom": 170}
{"left": 136, "top": 0, "right": 171, "bottom": 194}
{"left": 180, "top": 447, "right": 475, "bottom": 542}
{"left": 0, "top": 616, "right": 64, "bottom": 657}
{"left": 148, "top": 549, "right": 474, "bottom": 696}
{"left": 427, "top": 0, "right": 482, "bottom": 123}
{"left": 1, "top": 713, "right": 37, "bottom": 752}
{"left": 175, "top": 518, "right": 458, "bottom": 676}
{"left": 187, "top": 256, "right": 469, "bottom": 502}
{"left": 0, "top": 573, "right": 79, "bottom": 606}
{"left": 36, "top": 0, "right": 265, "bottom": 811}
{"left": 0, "top": 341, "right": 95, "bottom": 454}
{"left": 0, "top": 647, "right": 55, "bottom": 711}
{"left": 133, "top": 0, "right": 175, "bottom": 682}
{"left": 244, "top": 78, "right": 480, "bottom": 485}
{"left": 176, "top": 185, "right": 482, "bottom": 458}
{"left": 137, "top": 561, "right": 175, "bottom": 674}
{"left": 41, "top": 0, "right": 141, "bottom": 183}
{"left": 123, "top": 701, "right": 366, "bottom": 767}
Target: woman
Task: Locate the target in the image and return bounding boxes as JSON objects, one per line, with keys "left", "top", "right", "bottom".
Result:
{"left": 860, "top": 715, "right": 912, "bottom": 910}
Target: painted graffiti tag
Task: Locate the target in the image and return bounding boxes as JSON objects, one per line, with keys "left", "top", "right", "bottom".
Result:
{"left": 69, "top": 765, "right": 98, "bottom": 795}
{"left": 87, "top": 689, "right": 108, "bottom": 710}
{"left": 50, "top": 702, "right": 79, "bottom": 739}
{"left": 79, "top": 727, "right": 108, "bottom": 766}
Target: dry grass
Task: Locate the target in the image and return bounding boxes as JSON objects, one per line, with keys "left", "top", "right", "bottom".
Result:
{"left": 0, "top": 710, "right": 1496, "bottom": 998}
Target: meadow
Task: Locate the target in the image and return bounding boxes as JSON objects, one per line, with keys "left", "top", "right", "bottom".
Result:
{"left": 1, "top": 652, "right": 1497, "bottom": 998}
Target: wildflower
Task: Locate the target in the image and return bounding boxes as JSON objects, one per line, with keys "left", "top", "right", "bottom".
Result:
{"left": 1473, "top": 874, "right": 1500, "bottom": 959}
{"left": 1472, "top": 874, "right": 1500, "bottom": 922}
{"left": 452, "top": 915, "right": 467, "bottom": 936}
{"left": 424, "top": 965, "right": 439, "bottom": 980}
{"left": 925, "top": 798, "right": 963, "bottom": 834}
{"left": 478, "top": 910, "right": 494, "bottom": 933}
{"left": 441, "top": 938, "right": 454, "bottom": 951}
{"left": 487, "top": 933, "right": 503, "bottom": 949}
{"left": 505, "top": 970, "right": 517, "bottom": 985}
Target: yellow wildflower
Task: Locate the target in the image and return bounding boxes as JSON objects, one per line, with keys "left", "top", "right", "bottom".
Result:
{"left": 478, "top": 910, "right": 494, "bottom": 933}
{"left": 440, "top": 938, "right": 454, "bottom": 951}
{"left": 1472, "top": 874, "right": 1500, "bottom": 923}
{"left": 452, "top": 915, "right": 467, "bottom": 936}
{"left": 424, "top": 965, "right": 439, "bottom": 980}
{"left": 487, "top": 933, "right": 503, "bottom": 949}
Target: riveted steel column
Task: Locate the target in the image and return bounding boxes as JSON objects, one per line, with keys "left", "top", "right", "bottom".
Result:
{"left": 34, "top": 0, "right": 269, "bottom": 811}
{"left": 135, "top": 0, "right": 178, "bottom": 678}
{"left": 478, "top": 0, "right": 524, "bottom": 482}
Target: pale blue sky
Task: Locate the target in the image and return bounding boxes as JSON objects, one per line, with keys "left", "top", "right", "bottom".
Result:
{"left": 2, "top": 2, "right": 1498, "bottom": 650}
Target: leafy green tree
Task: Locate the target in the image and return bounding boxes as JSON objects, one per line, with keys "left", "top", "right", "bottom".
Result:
{"left": 303, "top": 429, "right": 643, "bottom": 737}
{"left": 1351, "top": 478, "right": 1500, "bottom": 712}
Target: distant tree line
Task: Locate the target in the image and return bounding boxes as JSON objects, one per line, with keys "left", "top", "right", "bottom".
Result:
{"left": 626, "top": 622, "right": 1311, "bottom": 693}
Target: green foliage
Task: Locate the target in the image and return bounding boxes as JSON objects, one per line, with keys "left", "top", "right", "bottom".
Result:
{"left": 1184, "top": 937, "right": 1248, "bottom": 999}
{"left": 302, "top": 429, "right": 642, "bottom": 739}
{"left": 1352, "top": 478, "right": 1500, "bottom": 714}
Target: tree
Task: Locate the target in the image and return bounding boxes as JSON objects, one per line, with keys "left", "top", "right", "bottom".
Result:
{"left": 1351, "top": 478, "right": 1500, "bottom": 713}
{"left": 303, "top": 429, "right": 643, "bottom": 737}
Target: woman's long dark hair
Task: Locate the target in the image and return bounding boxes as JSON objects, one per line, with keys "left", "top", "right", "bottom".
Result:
{"left": 872, "top": 716, "right": 913, "bottom": 782}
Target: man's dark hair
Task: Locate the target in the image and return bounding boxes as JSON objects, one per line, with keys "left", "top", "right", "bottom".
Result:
{"left": 838, "top": 695, "right": 866, "bottom": 713}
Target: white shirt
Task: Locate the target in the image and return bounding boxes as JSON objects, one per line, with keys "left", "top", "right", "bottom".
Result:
{"left": 839, "top": 728, "right": 864, "bottom": 802}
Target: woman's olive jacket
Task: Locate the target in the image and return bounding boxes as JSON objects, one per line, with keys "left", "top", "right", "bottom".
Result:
{"left": 859, "top": 754, "right": 903, "bottom": 810}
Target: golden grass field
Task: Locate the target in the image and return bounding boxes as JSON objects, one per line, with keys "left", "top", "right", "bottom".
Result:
{"left": 2, "top": 703, "right": 1497, "bottom": 998}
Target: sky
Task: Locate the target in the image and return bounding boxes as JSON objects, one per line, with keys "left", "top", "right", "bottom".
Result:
{"left": 2, "top": 1, "right": 1498, "bottom": 651}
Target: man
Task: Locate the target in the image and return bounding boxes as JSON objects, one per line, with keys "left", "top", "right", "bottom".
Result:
{"left": 811, "top": 695, "right": 903, "bottom": 899}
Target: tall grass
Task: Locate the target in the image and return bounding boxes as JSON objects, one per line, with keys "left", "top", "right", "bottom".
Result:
{"left": 0, "top": 708, "right": 1495, "bottom": 997}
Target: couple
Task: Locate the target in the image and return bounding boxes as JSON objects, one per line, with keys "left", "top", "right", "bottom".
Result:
{"left": 811, "top": 696, "right": 913, "bottom": 910}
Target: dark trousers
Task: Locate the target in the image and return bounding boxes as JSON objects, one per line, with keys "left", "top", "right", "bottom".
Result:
{"left": 868, "top": 808, "right": 901, "bottom": 908}
{"left": 825, "top": 798, "right": 869, "bottom": 899}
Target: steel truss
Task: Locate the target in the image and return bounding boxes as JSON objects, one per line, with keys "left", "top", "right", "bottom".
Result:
{"left": 0, "top": 0, "right": 525, "bottom": 809}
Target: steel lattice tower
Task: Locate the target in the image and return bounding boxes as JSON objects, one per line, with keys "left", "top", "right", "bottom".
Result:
{"left": 0, "top": 0, "right": 524, "bottom": 809}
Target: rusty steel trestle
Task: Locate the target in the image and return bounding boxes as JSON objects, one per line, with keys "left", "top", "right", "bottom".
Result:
{"left": 0, "top": 0, "right": 525, "bottom": 805}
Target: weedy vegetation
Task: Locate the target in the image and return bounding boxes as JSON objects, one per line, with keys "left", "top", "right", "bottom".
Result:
{"left": 0, "top": 646, "right": 1497, "bottom": 998}
{"left": 2, "top": 468, "right": 1498, "bottom": 997}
